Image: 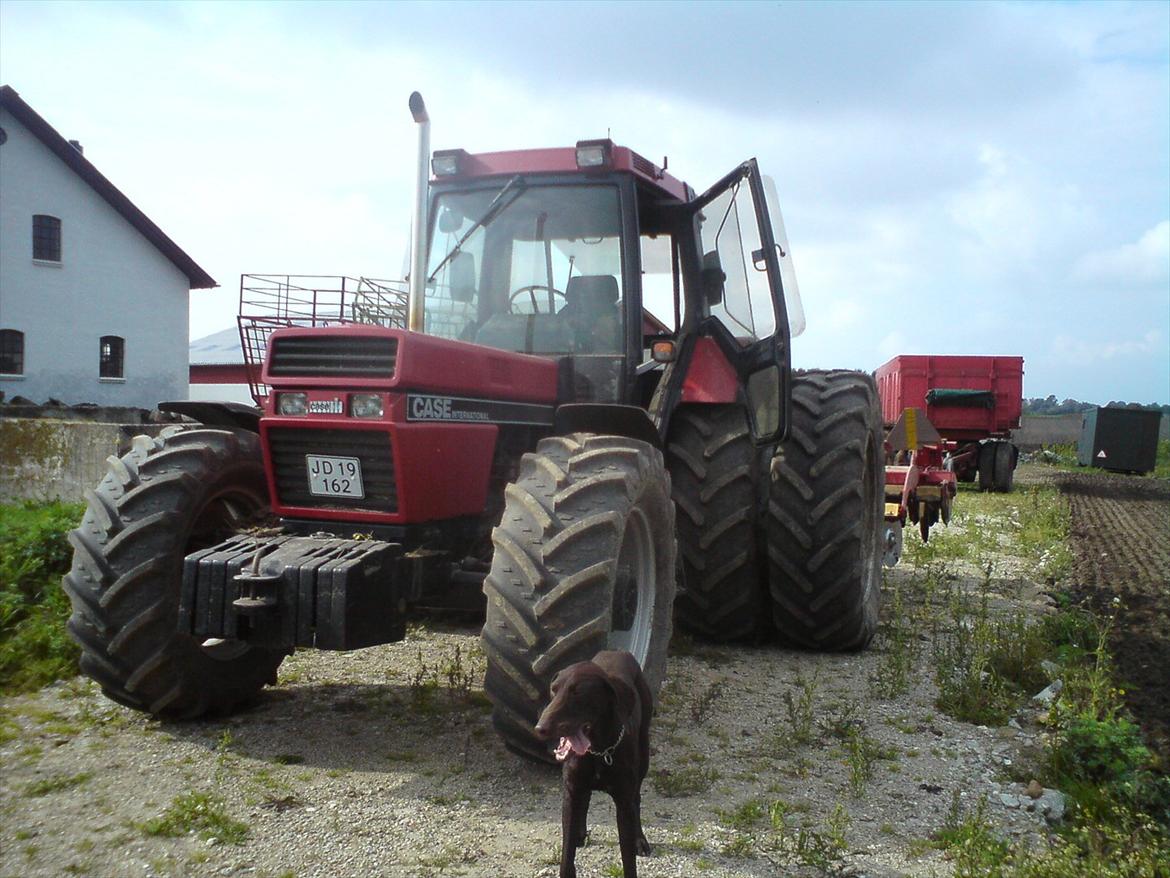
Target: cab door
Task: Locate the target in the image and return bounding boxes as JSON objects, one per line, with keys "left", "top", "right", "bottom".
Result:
{"left": 684, "top": 158, "right": 793, "bottom": 443}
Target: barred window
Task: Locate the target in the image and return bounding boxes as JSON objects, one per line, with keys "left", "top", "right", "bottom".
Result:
{"left": 0, "top": 329, "right": 24, "bottom": 374}
{"left": 100, "top": 335, "right": 124, "bottom": 378}
{"left": 33, "top": 215, "right": 62, "bottom": 262}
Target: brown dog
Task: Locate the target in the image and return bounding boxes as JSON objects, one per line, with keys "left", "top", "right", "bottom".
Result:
{"left": 534, "top": 650, "right": 653, "bottom": 878}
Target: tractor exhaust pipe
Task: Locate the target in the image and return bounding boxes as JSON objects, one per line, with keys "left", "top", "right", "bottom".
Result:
{"left": 407, "top": 91, "right": 430, "bottom": 333}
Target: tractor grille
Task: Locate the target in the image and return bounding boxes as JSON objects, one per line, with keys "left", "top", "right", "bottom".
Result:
{"left": 268, "top": 336, "right": 398, "bottom": 378}
{"left": 268, "top": 428, "right": 397, "bottom": 513}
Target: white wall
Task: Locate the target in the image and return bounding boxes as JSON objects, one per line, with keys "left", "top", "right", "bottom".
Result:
{"left": 0, "top": 107, "right": 191, "bottom": 407}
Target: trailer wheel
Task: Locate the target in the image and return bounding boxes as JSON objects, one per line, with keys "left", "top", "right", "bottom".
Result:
{"left": 667, "top": 405, "right": 765, "bottom": 641}
{"left": 977, "top": 442, "right": 996, "bottom": 492}
{"left": 765, "top": 370, "right": 883, "bottom": 650}
{"left": 61, "top": 427, "right": 287, "bottom": 718}
{"left": 481, "top": 434, "right": 676, "bottom": 761}
{"left": 993, "top": 441, "right": 1016, "bottom": 493}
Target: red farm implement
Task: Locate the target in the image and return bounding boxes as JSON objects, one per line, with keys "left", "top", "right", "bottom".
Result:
{"left": 876, "top": 355, "right": 1024, "bottom": 560}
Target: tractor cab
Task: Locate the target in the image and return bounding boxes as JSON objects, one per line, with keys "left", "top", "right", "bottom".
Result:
{"left": 416, "top": 140, "right": 803, "bottom": 442}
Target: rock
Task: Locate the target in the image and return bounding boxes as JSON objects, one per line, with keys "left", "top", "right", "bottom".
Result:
{"left": 1031, "top": 680, "right": 1063, "bottom": 705}
{"left": 1040, "top": 660, "right": 1060, "bottom": 678}
{"left": 1037, "top": 789, "right": 1067, "bottom": 824}
{"left": 1025, "top": 779, "right": 1043, "bottom": 798}
{"left": 999, "top": 793, "right": 1020, "bottom": 808}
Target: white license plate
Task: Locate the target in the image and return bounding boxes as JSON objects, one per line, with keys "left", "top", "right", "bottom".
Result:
{"left": 306, "top": 455, "right": 365, "bottom": 499}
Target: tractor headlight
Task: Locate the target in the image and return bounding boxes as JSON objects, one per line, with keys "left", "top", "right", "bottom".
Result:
{"left": 431, "top": 148, "right": 469, "bottom": 177}
{"left": 276, "top": 392, "right": 308, "bottom": 416}
{"left": 575, "top": 139, "right": 612, "bottom": 169}
{"left": 350, "top": 393, "right": 384, "bottom": 419}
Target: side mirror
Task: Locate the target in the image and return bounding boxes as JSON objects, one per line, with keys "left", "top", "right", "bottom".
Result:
{"left": 449, "top": 252, "right": 476, "bottom": 304}
{"left": 700, "top": 250, "right": 725, "bottom": 306}
{"left": 745, "top": 364, "right": 781, "bottom": 443}
{"left": 438, "top": 207, "right": 463, "bottom": 234}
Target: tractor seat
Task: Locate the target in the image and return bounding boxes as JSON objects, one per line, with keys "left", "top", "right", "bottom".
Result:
{"left": 563, "top": 275, "right": 621, "bottom": 353}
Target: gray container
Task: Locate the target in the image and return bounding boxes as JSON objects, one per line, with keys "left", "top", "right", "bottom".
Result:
{"left": 1077, "top": 407, "right": 1162, "bottom": 473}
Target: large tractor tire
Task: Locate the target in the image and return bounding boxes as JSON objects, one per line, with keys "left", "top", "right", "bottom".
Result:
{"left": 667, "top": 405, "right": 765, "bottom": 641}
{"left": 765, "top": 370, "right": 883, "bottom": 651}
{"left": 61, "top": 426, "right": 287, "bottom": 718}
{"left": 977, "top": 442, "right": 996, "bottom": 492}
{"left": 480, "top": 433, "right": 676, "bottom": 761}
{"left": 993, "top": 441, "right": 1016, "bottom": 493}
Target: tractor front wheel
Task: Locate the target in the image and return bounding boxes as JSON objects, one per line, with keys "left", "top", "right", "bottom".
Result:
{"left": 764, "top": 370, "right": 883, "bottom": 650}
{"left": 480, "top": 434, "right": 676, "bottom": 761}
{"left": 61, "top": 427, "right": 287, "bottom": 717}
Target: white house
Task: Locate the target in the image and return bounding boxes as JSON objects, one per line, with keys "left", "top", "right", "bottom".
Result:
{"left": 0, "top": 85, "right": 216, "bottom": 409}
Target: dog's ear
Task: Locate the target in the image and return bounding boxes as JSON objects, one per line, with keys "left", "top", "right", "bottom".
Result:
{"left": 548, "top": 668, "right": 567, "bottom": 695}
{"left": 606, "top": 673, "right": 639, "bottom": 726}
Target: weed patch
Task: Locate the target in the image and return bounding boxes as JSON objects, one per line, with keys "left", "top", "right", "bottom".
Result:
{"left": 139, "top": 790, "right": 249, "bottom": 845}
{"left": 23, "top": 770, "right": 93, "bottom": 797}
{"left": 0, "top": 501, "right": 83, "bottom": 694}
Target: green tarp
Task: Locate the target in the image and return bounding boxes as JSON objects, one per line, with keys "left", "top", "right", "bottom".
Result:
{"left": 926, "top": 388, "right": 996, "bottom": 408}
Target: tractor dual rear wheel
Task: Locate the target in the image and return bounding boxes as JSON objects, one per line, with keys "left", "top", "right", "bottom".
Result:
{"left": 61, "top": 427, "right": 287, "bottom": 718}
{"left": 480, "top": 433, "right": 676, "bottom": 761}
{"left": 667, "top": 405, "right": 766, "bottom": 642}
{"left": 765, "top": 370, "right": 883, "bottom": 651}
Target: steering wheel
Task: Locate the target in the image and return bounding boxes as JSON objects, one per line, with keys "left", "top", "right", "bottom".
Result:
{"left": 508, "top": 284, "right": 566, "bottom": 314}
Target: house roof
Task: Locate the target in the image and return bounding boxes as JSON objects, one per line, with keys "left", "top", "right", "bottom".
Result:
{"left": 189, "top": 326, "right": 244, "bottom": 365}
{"left": 0, "top": 85, "right": 217, "bottom": 289}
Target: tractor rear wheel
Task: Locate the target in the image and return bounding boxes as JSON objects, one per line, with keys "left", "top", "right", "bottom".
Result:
{"left": 480, "top": 433, "right": 676, "bottom": 761}
{"left": 667, "top": 405, "right": 765, "bottom": 641}
{"left": 61, "top": 426, "right": 287, "bottom": 717}
{"left": 993, "top": 441, "right": 1016, "bottom": 493}
{"left": 764, "top": 370, "right": 883, "bottom": 650}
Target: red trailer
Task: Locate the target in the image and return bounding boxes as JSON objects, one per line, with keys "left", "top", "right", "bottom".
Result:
{"left": 876, "top": 355, "right": 1024, "bottom": 560}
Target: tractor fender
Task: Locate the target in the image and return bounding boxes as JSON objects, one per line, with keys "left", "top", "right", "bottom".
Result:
{"left": 553, "top": 403, "right": 661, "bottom": 448}
{"left": 158, "top": 400, "right": 261, "bottom": 433}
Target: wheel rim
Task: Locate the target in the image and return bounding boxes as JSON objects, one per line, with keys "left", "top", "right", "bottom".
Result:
{"left": 608, "top": 507, "right": 655, "bottom": 664}
{"left": 187, "top": 486, "right": 266, "bottom": 662}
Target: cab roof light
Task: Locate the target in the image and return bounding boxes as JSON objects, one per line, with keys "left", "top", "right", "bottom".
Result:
{"left": 575, "top": 139, "right": 613, "bottom": 169}
{"left": 431, "top": 148, "right": 469, "bottom": 177}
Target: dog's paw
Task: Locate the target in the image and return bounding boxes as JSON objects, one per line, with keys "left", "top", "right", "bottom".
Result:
{"left": 636, "top": 836, "right": 652, "bottom": 856}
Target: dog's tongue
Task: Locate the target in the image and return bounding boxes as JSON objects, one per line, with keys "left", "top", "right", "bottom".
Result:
{"left": 554, "top": 730, "right": 591, "bottom": 761}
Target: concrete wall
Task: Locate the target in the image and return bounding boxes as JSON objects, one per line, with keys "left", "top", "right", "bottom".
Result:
{"left": 1013, "top": 412, "right": 1170, "bottom": 450}
{"left": 0, "top": 106, "right": 190, "bottom": 408}
{"left": 0, "top": 417, "right": 163, "bottom": 504}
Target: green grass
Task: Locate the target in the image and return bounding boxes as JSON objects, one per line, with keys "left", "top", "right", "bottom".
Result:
{"left": 913, "top": 480, "right": 1170, "bottom": 873}
{"left": 1155, "top": 438, "right": 1170, "bottom": 479}
{"left": 23, "top": 770, "right": 93, "bottom": 797}
{"left": 650, "top": 762, "right": 720, "bottom": 797}
{"left": 0, "top": 501, "right": 83, "bottom": 694}
{"left": 139, "top": 790, "right": 250, "bottom": 845}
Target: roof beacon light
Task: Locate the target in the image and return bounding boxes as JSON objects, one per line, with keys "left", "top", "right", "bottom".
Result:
{"left": 431, "top": 148, "right": 468, "bottom": 177}
{"left": 575, "top": 139, "right": 612, "bottom": 169}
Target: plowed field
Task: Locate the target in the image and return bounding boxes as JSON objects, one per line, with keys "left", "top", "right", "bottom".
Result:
{"left": 1057, "top": 472, "right": 1170, "bottom": 752}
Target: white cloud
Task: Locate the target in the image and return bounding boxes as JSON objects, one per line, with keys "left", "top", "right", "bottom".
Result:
{"left": 1050, "top": 329, "right": 1165, "bottom": 363}
{"left": 1072, "top": 220, "right": 1170, "bottom": 287}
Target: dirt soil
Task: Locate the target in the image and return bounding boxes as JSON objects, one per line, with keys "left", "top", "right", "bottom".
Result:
{"left": 0, "top": 478, "right": 1094, "bottom": 878}
{"left": 1055, "top": 471, "right": 1170, "bottom": 754}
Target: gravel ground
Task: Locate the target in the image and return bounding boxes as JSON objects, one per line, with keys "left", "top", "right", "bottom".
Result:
{"left": 1, "top": 483, "right": 1067, "bottom": 878}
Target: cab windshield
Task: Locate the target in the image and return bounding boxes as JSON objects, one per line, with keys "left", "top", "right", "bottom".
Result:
{"left": 423, "top": 184, "right": 625, "bottom": 356}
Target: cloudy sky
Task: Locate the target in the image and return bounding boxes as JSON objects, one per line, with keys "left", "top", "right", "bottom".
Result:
{"left": 2, "top": 0, "right": 1167, "bottom": 404}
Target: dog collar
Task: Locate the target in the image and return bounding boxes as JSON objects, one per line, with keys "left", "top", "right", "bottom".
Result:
{"left": 588, "top": 725, "right": 625, "bottom": 766}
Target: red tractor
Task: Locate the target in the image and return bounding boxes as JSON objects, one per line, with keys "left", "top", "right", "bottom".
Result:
{"left": 62, "top": 94, "right": 884, "bottom": 759}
